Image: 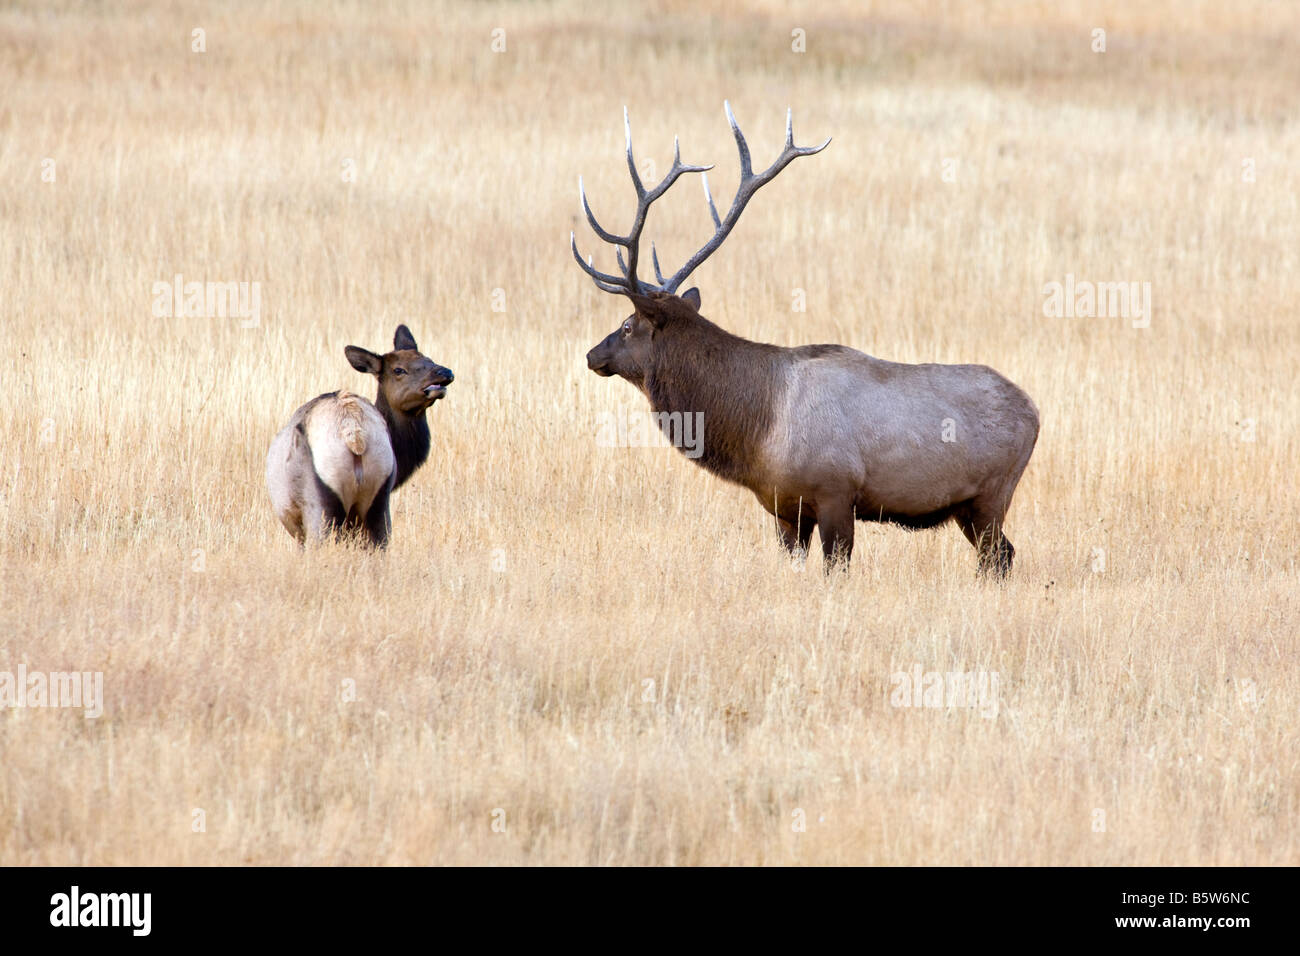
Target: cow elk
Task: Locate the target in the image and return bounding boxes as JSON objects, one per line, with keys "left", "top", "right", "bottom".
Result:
{"left": 573, "top": 103, "right": 1039, "bottom": 577}
{"left": 266, "top": 325, "right": 453, "bottom": 547}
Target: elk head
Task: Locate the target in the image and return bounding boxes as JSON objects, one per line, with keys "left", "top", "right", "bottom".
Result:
{"left": 344, "top": 325, "right": 454, "bottom": 417}
{"left": 573, "top": 101, "right": 829, "bottom": 386}
{"left": 585, "top": 289, "right": 702, "bottom": 388}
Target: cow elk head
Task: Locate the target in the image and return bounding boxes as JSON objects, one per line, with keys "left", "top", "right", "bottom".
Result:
{"left": 345, "top": 325, "right": 454, "bottom": 417}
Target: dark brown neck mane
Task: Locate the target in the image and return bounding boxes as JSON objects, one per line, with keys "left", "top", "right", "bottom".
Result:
{"left": 644, "top": 314, "right": 784, "bottom": 485}
{"left": 375, "top": 392, "right": 431, "bottom": 489}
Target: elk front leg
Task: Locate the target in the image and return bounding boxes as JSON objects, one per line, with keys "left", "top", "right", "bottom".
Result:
{"left": 775, "top": 512, "right": 815, "bottom": 557}
{"left": 817, "top": 498, "right": 855, "bottom": 571}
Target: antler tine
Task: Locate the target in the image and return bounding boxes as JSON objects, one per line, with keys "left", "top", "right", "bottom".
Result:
{"left": 724, "top": 100, "right": 753, "bottom": 179}
{"left": 579, "top": 176, "right": 623, "bottom": 245}
{"left": 651, "top": 242, "right": 667, "bottom": 286}
{"left": 571, "top": 232, "right": 630, "bottom": 294}
{"left": 701, "top": 172, "right": 722, "bottom": 230}
{"left": 784, "top": 106, "right": 832, "bottom": 158}
{"left": 624, "top": 107, "right": 644, "bottom": 197}
{"left": 659, "top": 102, "right": 831, "bottom": 294}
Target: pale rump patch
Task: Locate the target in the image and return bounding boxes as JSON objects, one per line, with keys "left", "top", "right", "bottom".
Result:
{"left": 303, "top": 393, "right": 391, "bottom": 504}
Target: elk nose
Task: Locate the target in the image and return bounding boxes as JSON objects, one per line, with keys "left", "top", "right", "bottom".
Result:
{"left": 435, "top": 366, "right": 454, "bottom": 385}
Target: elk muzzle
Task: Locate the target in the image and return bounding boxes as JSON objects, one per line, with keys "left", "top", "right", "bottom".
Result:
{"left": 423, "top": 364, "right": 454, "bottom": 400}
{"left": 586, "top": 339, "right": 615, "bottom": 377}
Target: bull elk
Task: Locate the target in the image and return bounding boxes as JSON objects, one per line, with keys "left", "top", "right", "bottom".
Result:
{"left": 266, "top": 325, "right": 453, "bottom": 547}
{"left": 573, "top": 104, "right": 1039, "bottom": 576}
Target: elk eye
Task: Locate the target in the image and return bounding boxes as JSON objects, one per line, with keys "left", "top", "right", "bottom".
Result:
{"left": 393, "top": 367, "right": 407, "bottom": 376}
{"left": 622, "top": 321, "right": 632, "bottom": 335}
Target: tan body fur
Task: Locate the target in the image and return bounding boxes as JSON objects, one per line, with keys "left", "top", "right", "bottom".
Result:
{"left": 266, "top": 390, "right": 396, "bottom": 546}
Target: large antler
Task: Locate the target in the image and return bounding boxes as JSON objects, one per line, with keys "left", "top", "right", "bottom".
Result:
{"left": 570, "top": 108, "right": 713, "bottom": 294}
{"left": 571, "top": 101, "right": 830, "bottom": 297}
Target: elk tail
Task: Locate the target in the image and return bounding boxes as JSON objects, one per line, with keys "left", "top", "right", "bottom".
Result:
{"left": 335, "top": 390, "right": 367, "bottom": 487}
{"left": 335, "top": 390, "right": 368, "bottom": 456}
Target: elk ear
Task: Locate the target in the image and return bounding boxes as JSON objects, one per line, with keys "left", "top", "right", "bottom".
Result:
{"left": 680, "top": 287, "right": 701, "bottom": 310}
{"left": 628, "top": 292, "right": 670, "bottom": 329}
{"left": 394, "top": 325, "right": 418, "bottom": 352}
{"left": 345, "top": 346, "right": 383, "bottom": 376}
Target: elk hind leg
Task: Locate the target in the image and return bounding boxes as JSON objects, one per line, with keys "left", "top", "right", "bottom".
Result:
{"left": 362, "top": 478, "right": 393, "bottom": 549}
{"left": 303, "top": 476, "right": 349, "bottom": 545}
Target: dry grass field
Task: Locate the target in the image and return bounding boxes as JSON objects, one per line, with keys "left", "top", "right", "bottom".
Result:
{"left": 1, "top": 0, "right": 1297, "bottom": 865}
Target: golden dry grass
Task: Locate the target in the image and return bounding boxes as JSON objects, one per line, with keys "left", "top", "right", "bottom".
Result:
{"left": 1, "top": 0, "right": 1296, "bottom": 865}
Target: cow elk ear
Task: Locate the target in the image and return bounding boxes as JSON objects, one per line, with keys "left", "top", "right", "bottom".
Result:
{"left": 345, "top": 345, "right": 383, "bottom": 376}
{"left": 680, "top": 287, "right": 701, "bottom": 310}
{"left": 394, "top": 325, "right": 418, "bottom": 352}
